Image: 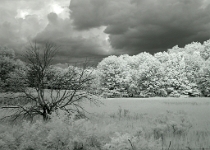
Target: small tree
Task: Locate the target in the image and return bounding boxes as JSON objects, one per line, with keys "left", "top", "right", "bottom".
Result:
{"left": 3, "top": 42, "right": 99, "bottom": 121}
{"left": 0, "top": 47, "right": 16, "bottom": 92}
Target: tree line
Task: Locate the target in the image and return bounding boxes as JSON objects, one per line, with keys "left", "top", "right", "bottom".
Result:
{"left": 0, "top": 40, "right": 210, "bottom": 98}
{"left": 96, "top": 40, "right": 210, "bottom": 97}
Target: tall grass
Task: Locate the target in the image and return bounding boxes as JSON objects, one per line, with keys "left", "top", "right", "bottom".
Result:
{"left": 0, "top": 98, "right": 210, "bottom": 150}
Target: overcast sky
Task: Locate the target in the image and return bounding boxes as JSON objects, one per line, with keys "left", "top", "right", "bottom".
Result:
{"left": 1, "top": 0, "right": 210, "bottom": 65}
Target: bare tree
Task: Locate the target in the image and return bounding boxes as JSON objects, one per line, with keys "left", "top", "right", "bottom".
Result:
{"left": 2, "top": 41, "right": 100, "bottom": 121}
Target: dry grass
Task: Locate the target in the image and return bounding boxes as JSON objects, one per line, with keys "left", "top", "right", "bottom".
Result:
{"left": 83, "top": 97, "right": 210, "bottom": 128}
{"left": 0, "top": 97, "right": 210, "bottom": 149}
{"left": 83, "top": 97, "right": 210, "bottom": 149}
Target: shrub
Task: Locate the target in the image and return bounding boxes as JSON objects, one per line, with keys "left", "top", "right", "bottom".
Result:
{"left": 103, "top": 132, "right": 162, "bottom": 150}
{"left": 157, "top": 88, "right": 168, "bottom": 97}
{"left": 169, "top": 91, "right": 180, "bottom": 97}
{"left": 0, "top": 111, "right": 104, "bottom": 150}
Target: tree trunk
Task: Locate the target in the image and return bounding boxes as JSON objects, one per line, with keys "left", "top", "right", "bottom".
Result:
{"left": 42, "top": 104, "right": 51, "bottom": 120}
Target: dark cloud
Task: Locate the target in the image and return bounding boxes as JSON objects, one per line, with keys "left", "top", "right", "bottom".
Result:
{"left": 70, "top": 0, "right": 210, "bottom": 54}
{"left": 70, "top": 0, "right": 108, "bottom": 30}
{"left": 35, "top": 12, "right": 111, "bottom": 64}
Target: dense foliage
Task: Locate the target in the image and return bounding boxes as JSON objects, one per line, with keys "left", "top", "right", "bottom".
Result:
{"left": 0, "top": 47, "right": 25, "bottom": 92}
{"left": 1, "top": 40, "right": 210, "bottom": 97}
{"left": 0, "top": 40, "right": 210, "bottom": 100}
{"left": 97, "top": 40, "right": 210, "bottom": 97}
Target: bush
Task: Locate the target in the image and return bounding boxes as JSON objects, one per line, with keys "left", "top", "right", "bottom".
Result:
{"left": 157, "top": 89, "right": 168, "bottom": 97}
{"left": 103, "top": 132, "right": 162, "bottom": 150}
{"left": 153, "top": 111, "right": 192, "bottom": 138}
{"left": 0, "top": 111, "right": 105, "bottom": 150}
{"left": 169, "top": 91, "right": 180, "bottom": 97}
{"left": 101, "top": 89, "right": 122, "bottom": 98}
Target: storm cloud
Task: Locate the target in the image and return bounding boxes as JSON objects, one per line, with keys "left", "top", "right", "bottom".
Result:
{"left": 70, "top": 0, "right": 210, "bottom": 54}
{"left": 34, "top": 12, "right": 111, "bottom": 63}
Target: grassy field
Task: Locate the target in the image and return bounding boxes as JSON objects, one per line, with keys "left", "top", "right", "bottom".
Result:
{"left": 82, "top": 97, "right": 210, "bottom": 149}
{"left": 83, "top": 97, "right": 210, "bottom": 128}
{"left": 0, "top": 97, "right": 210, "bottom": 150}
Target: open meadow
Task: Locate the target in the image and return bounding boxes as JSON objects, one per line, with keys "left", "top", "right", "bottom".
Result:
{"left": 1, "top": 97, "right": 210, "bottom": 150}
{"left": 83, "top": 97, "right": 210, "bottom": 128}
